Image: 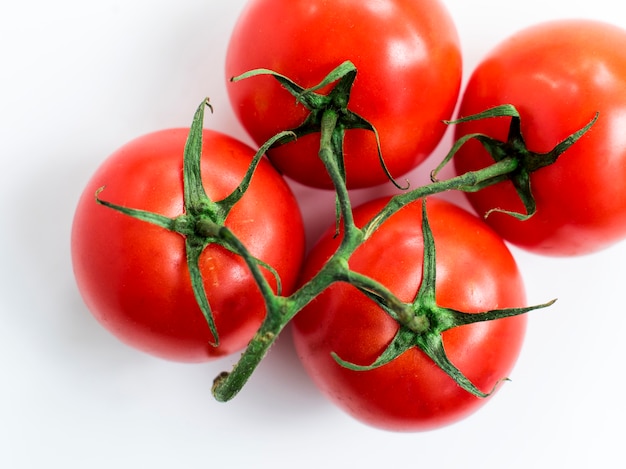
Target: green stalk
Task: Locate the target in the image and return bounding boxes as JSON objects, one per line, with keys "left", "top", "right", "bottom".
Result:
{"left": 211, "top": 64, "right": 597, "bottom": 402}
{"left": 362, "top": 157, "right": 520, "bottom": 240}
{"left": 210, "top": 153, "right": 526, "bottom": 401}
{"left": 98, "top": 62, "right": 597, "bottom": 404}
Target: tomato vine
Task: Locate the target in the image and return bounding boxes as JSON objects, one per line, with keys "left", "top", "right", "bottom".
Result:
{"left": 95, "top": 61, "right": 597, "bottom": 403}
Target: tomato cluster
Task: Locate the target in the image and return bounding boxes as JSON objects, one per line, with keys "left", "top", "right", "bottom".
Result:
{"left": 71, "top": 0, "right": 626, "bottom": 433}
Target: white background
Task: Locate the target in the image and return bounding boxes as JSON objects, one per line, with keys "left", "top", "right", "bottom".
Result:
{"left": 2, "top": 1, "right": 625, "bottom": 467}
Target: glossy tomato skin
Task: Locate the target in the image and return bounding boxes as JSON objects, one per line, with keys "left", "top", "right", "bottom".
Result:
{"left": 225, "top": 0, "right": 462, "bottom": 189}
{"left": 292, "top": 197, "right": 527, "bottom": 432}
{"left": 71, "top": 129, "right": 305, "bottom": 362}
{"left": 454, "top": 20, "right": 626, "bottom": 256}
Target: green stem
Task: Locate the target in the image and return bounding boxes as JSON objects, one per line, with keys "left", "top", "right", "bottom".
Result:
{"left": 211, "top": 94, "right": 597, "bottom": 402}
{"left": 210, "top": 156, "right": 521, "bottom": 402}
{"left": 95, "top": 86, "right": 566, "bottom": 403}
{"left": 212, "top": 255, "right": 351, "bottom": 402}
{"left": 187, "top": 69, "right": 595, "bottom": 403}
{"left": 213, "top": 296, "right": 291, "bottom": 402}
{"left": 363, "top": 157, "right": 519, "bottom": 240}
{"left": 317, "top": 109, "right": 362, "bottom": 245}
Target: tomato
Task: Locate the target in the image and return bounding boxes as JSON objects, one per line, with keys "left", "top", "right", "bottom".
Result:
{"left": 225, "top": 0, "right": 462, "bottom": 189}
{"left": 71, "top": 128, "right": 305, "bottom": 362}
{"left": 453, "top": 19, "right": 626, "bottom": 256}
{"left": 291, "top": 197, "right": 527, "bottom": 432}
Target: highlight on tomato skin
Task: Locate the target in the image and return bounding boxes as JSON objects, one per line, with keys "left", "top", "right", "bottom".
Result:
{"left": 71, "top": 128, "right": 306, "bottom": 363}
{"left": 225, "top": 0, "right": 463, "bottom": 189}
{"left": 292, "top": 197, "right": 528, "bottom": 432}
{"left": 453, "top": 19, "right": 626, "bottom": 257}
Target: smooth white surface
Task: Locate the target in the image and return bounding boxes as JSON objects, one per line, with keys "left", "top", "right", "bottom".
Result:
{"left": 2, "top": 1, "right": 625, "bottom": 467}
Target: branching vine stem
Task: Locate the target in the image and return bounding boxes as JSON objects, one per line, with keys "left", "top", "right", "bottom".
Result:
{"left": 95, "top": 62, "right": 597, "bottom": 404}
{"left": 212, "top": 63, "right": 595, "bottom": 402}
{"left": 211, "top": 150, "right": 525, "bottom": 401}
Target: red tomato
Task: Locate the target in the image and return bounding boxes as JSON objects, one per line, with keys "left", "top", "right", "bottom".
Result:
{"left": 292, "top": 197, "right": 527, "bottom": 432}
{"left": 225, "top": 0, "right": 462, "bottom": 189}
{"left": 71, "top": 129, "right": 305, "bottom": 362}
{"left": 453, "top": 19, "right": 626, "bottom": 256}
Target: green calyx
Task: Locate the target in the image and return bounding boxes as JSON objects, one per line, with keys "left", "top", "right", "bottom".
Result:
{"left": 432, "top": 104, "right": 599, "bottom": 220}
{"left": 95, "top": 99, "right": 288, "bottom": 347}
{"left": 232, "top": 61, "right": 406, "bottom": 191}
{"left": 332, "top": 200, "right": 555, "bottom": 398}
